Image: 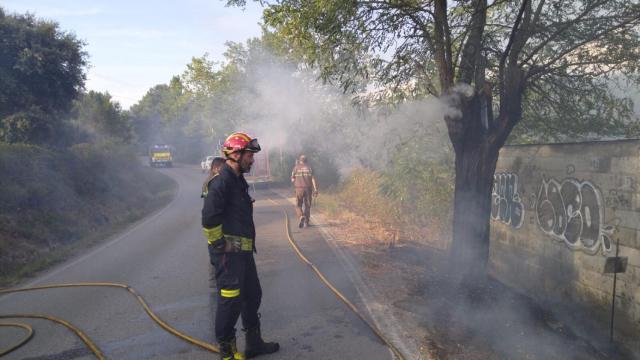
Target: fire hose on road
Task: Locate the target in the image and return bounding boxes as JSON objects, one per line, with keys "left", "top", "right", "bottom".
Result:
{"left": 0, "top": 322, "right": 33, "bottom": 357}
{"left": 276, "top": 202, "right": 406, "bottom": 360}
{"left": 0, "top": 282, "right": 220, "bottom": 359}
{"left": 0, "top": 201, "right": 406, "bottom": 360}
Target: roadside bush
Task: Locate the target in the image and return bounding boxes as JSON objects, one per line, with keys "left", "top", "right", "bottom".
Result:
{"left": 381, "top": 156, "right": 454, "bottom": 223}
{"left": 0, "top": 142, "right": 175, "bottom": 284}
{"left": 334, "top": 155, "right": 453, "bottom": 247}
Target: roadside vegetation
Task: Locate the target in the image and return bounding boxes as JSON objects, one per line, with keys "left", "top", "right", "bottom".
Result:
{"left": 0, "top": 8, "right": 175, "bottom": 286}
{"left": 316, "top": 158, "right": 454, "bottom": 250}
{"left": 0, "top": 143, "right": 175, "bottom": 286}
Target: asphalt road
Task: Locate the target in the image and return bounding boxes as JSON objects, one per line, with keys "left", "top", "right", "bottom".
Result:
{"left": 0, "top": 165, "right": 392, "bottom": 360}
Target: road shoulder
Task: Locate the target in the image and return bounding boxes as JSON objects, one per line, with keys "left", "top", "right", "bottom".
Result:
{"left": 269, "top": 188, "right": 424, "bottom": 360}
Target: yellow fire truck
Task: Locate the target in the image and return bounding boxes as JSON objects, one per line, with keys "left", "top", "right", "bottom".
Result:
{"left": 149, "top": 144, "right": 173, "bottom": 168}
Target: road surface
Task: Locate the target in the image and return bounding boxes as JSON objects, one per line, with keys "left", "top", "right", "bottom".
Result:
{"left": 0, "top": 165, "right": 392, "bottom": 360}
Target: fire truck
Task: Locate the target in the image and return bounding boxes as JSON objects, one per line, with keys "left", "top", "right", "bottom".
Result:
{"left": 149, "top": 144, "right": 173, "bottom": 168}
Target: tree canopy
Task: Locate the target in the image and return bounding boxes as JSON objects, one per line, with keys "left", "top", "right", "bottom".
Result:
{"left": 246, "top": 0, "right": 640, "bottom": 144}
{"left": 0, "top": 7, "right": 87, "bottom": 145}
{"left": 71, "top": 91, "right": 134, "bottom": 144}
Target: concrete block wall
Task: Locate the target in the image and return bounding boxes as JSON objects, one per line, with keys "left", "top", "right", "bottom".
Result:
{"left": 489, "top": 139, "right": 640, "bottom": 337}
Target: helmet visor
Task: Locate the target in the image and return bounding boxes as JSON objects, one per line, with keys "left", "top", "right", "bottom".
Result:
{"left": 246, "top": 138, "right": 261, "bottom": 152}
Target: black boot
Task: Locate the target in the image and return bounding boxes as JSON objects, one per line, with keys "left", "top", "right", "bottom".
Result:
{"left": 219, "top": 338, "right": 245, "bottom": 360}
{"left": 244, "top": 325, "right": 279, "bottom": 358}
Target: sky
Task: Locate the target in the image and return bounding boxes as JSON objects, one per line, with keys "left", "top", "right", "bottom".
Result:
{"left": 2, "top": 0, "right": 264, "bottom": 108}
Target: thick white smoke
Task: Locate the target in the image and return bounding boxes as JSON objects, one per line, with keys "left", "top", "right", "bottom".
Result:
{"left": 228, "top": 53, "right": 454, "bottom": 172}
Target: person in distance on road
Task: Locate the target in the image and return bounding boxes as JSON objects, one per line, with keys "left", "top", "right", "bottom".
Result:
{"left": 290, "top": 154, "right": 318, "bottom": 228}
{"left": 202, "top": 132, "right": 279, "bottom": 360}
{"left": 201, "top": 156, "right": 226, "bottom": 199}
{"left": 202, "top": 155, "right": 228, "bottom": 279}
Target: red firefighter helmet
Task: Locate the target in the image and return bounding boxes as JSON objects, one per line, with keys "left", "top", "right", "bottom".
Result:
{"left": 222, "top": 132, "right": 261, "bottom": 158}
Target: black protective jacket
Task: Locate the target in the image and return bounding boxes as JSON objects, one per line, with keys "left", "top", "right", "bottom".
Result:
{"left": 202, "top": 163, "right": 256, "bottom": 244}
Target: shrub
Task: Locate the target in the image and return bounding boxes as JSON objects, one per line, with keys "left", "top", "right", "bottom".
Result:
{"left": 335, "top": 157, "right": 453, "bottom": 247}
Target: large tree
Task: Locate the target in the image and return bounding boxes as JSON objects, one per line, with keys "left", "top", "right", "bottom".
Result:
{"left": 0, "top": 7, "right": 87, "bottom": 145}
{"left": 230, "top": 0, "right": 640, "bottom": 279}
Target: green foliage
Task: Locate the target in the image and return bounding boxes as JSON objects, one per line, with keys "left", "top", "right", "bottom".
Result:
{"left": 0, "top": 107, "right": 53, "bottom": 145}
{"left": 182, "top": 55, "right": 221, "bottom": 95}
{"left": 256, "top": 0, "right": 640, "bottom": 141}
{"left": 512, "top": 78, "right": 640, "bottom": 143}
{"left": 130, "top": 83, "right": 173, "bottom": 149}
{"left": 72, "top": 91, "right": 134, "bottom": 144}
{"left": 0, "top": 7, "right": 87, "bottom": 145}
{"left": 129, "top": 78, "right": 199, "bottom": 159}
{"left": 129, "top": 39, "right": 296, "bottom": 162}
{"left": 381, "top": 154, "right": 454, "bottom": 221}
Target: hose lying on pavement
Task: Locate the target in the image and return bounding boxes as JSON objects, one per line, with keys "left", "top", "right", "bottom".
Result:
{"left": 271, "top": 197, "right": 406, "bottom": 360}
{"left": 1, "top": 198, "right": 405, "bottom": 360}
{"left": 0, "top": 282, "right": 219, "bottom": 359}
{"left": 0, "top": 321, "right": 33, "bottom": 357}
{"left": 0, "top": 313, "right": 104, "bottom": 359}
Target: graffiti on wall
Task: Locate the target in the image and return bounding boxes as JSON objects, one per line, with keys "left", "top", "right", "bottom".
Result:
{"left": 605, "top": 189, "right": 633, "bottom": 210}
{"left": 536, "top": 178, "right": 614, "bottom": 254}
{"left": 491, "top": 173, "right": 524, "bottom": 228}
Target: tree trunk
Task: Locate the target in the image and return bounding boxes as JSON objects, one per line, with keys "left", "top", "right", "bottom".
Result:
{"left": 448, "top": 95, "right": 500, "bottom": 284}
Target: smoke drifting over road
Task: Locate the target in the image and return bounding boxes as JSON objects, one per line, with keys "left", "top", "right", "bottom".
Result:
{"left": 228, "top": 53, "right": 453, "bottom": 173}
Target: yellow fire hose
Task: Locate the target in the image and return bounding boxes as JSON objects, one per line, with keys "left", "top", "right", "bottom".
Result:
{"left": 0, "top": 313, "right": 104, "bottom": 359}
{"left": 0, "top": 282, "right": 219, "bottom": 359}
{"left": 0, "top": 197, "right": 405, "bottom": 360}
{"left": 0, "top": 322, "right": 33, "bottom": 356}
{"left": 269, "top": 197, "right": 406, "bottom": 360}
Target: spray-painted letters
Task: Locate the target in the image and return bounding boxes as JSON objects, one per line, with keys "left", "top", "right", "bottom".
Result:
{"left": 491, "top": 173, "right": 524, "bottom": 228}
{"left": 536, "top": 178, "right": 614, "bottom": 254}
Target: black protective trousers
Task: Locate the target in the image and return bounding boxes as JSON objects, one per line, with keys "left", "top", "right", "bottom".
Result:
{"left": 209, "top": 247, "right": 262, "bottom": 342}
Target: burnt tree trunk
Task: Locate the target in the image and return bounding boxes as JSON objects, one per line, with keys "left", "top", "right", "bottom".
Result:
{"left": 446, "top": 70, "right": 525, "bottom": 283}
{"left": 448, "top": 93, "right": 501, "bottom": 283}
{"left": 435, "top": 0, "right": 527, "bottom": 283}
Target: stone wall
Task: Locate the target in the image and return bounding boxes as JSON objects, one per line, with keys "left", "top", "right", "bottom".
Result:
{"left": 489, "top": 139, "right": 640, "bottom": 337}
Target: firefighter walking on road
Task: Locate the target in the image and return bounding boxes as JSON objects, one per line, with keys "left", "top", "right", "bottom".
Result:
{"left": 202, "top": 132, "right": 280, "bottom": 360}
{"left": 291, "top": 154, "right": 318, "bottom": 228}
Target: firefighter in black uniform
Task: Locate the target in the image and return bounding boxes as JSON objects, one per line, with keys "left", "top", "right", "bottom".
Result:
{"left": 201, "top": 156, "right": 226, "bottom": 199}
{"left": 202, "top": 132, "right": 280, "bottom": 360}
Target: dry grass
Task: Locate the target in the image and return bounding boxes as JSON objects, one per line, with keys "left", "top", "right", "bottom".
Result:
{"left": 318, "top": 168, "right": 451, "bottom": 251}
